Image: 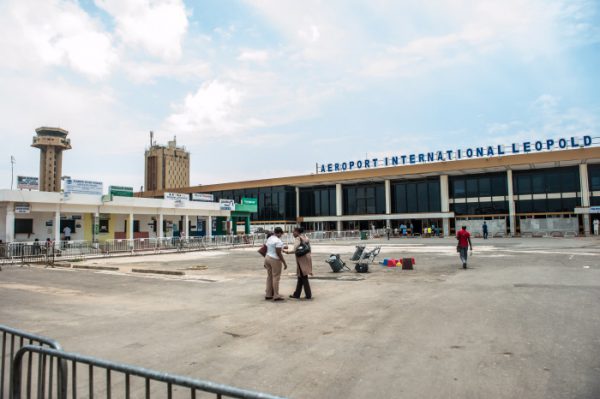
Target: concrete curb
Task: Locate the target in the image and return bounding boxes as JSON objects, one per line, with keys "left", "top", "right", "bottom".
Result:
{"left": 131, "top": 268, "right": 185, "bottom": 276}
{"left": 73, "top": 265, "right": 120, "bottom": 271}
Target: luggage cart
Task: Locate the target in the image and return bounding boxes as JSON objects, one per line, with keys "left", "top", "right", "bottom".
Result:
{"left": 355, "top": 246, "right": 381, "bottom": 273}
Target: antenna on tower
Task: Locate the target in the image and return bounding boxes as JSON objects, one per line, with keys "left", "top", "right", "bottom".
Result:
{"left": 150, "top": 131, "right": 154, "bottom": 147}
{"left": 10, "top": 155, "right": 15, "bottom": 190}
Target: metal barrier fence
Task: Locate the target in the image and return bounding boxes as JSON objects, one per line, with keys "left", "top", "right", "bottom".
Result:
{"left": 0, "top": 325, "right": 66, "bottom": 399}
{"left": 12, "top": 346, "right": 285, "bottom": 399}
{"left": 0, "top": 231, "right": 369, "bottom": 265}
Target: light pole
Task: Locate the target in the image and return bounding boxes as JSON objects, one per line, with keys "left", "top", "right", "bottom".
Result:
{"left": 10, "top": 156, "right": 15, "bottom": 190}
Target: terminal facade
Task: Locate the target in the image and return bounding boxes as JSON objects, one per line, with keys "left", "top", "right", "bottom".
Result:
{"left": 144, "top": 145, "right": 600, "bottom": 237}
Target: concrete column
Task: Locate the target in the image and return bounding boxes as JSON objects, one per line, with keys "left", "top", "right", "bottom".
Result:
{"left": 184, "top": 214, "right": 189, "bottom": 238}
{"left": 336, "top": 184, "right": 343, "bottom": 216}
{"left": 507, "top": 169, "right": 516, "bottom": 236}
{"left": 580, "top": 164, "right": 591, "bottom": 235}
{"left": 158, "top": 213, "right": 164, "bottom": 239}
{"left": 92, "top": 212, "right": 99, "bottom": 243}
{"left": 440, "top": 175, "right": 450, "bottom": 237}
{"left": 5, "top": 204, "right": 15, "bottom": 243}
{"left": 128, "top": 213, "right": 134, "bottom": 240}
{"left": 384, "top": 179, "right": 391, "bottom": 228}
{"left": 206, "top": 215, "right": 213, "bottom": 238}
{"left": 443, "top": 219, "right": 450, "bottom": 237}
{"left": 54, "top": 207, "right": 61, "bottom": 245}
{"left": 336, "top": 183, "right": 343, "bottom": 232}
{"left": 440, "top": 175, "right": 450, "bottom": 212}
{"left": 295, "top": 187, "right": 300, "bottom": 219}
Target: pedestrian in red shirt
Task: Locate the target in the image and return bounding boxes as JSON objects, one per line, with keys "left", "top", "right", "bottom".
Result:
{"left": 456, "top": 226, "right": 473, "bottom": 269}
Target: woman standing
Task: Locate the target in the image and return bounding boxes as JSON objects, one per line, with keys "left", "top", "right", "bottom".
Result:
{"left": 285, "top": 227, "right": 313, "bottom": 300}
{"left": 264, "top": 227, "right": 288, "bottom": 301}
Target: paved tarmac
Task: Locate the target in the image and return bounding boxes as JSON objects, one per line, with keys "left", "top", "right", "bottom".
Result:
{"left": 1, "top": 237, "right": 599, "bottom": 398}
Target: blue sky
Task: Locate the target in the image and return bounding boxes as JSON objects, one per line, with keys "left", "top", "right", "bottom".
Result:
{"left": 0, "top": 0, "right": 599, "bottom": 189}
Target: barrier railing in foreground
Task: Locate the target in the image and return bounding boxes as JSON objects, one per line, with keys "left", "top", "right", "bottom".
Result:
{"left": 0, "top": 325, "right": 66, "bottom": 399}
{"left": 0, "top": 231, "right": 368, "bottom": 264}
{"left": 12, "top": 346, "right": 286, "bottom": 399}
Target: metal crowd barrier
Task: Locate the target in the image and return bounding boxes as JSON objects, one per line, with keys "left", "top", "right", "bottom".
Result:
{"left": 0, "top": 232, "right": 367, "bottom": 265}
{"left": 12, "top": 346, "right": 285, "bottom": 399}
{"left": 0, "top": 325, "right": 66, "bottom": 399}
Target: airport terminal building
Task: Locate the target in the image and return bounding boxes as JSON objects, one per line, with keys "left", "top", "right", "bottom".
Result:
{"left": 146, "top": 136, "right": 600, "bottom": 237}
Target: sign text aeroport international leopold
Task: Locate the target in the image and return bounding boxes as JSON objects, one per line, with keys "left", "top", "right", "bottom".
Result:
{"left": 317, "top": 135, "right": 594, "bottom": 174}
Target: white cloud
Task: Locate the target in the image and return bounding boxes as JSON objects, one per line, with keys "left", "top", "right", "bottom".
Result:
{"left": 486, "top": 94, "right": 600, "bottom": 143}
{"left": 164, "top": 80, "right": 264, "bottom": 138}
{"left": 95, "top": 0, "right": 189, "bottom": 61}
{"left": 0, "top": 0, "right": 117, "bottom": 78}
{"left": 237, "top": 49, "right": 270, "bottom": 63}
{"left": 123, "top": 60, "right": 211, "bottom": 83}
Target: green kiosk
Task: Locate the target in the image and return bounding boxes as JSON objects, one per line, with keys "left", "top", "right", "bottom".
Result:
{"left": 215, "top": 198, "right": 258, "bottom": 235}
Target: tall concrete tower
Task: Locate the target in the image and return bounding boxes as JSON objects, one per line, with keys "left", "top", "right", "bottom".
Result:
{"left": 31, "top": 127, "right": 72, "bottom": 192}
{"left": 144, "top": 134, "right": 190, "bottom": 192}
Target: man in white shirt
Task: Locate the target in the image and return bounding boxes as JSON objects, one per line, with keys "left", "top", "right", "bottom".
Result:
{"left": 264, "top": 227, "right": 288, "bottom": 301}
{"left": 63, "top": 226, "right": 72, "bottom": 241}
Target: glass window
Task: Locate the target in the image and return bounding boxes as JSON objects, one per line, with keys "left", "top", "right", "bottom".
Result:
{"left": 492, "top": 201, "right": 508, "bottom": 213}
{"left": 561, "top": 197, "right": 579, "bottom": 211}
{"left": 320, "top": 189, "right": 329, "bottom": 216}
{"left": 589, "top": 164, "right": 600, "bottom": 191}
{"left": 394, "top": 184, "right": 407, "bottom": 213}
{"left": 545, "top": 171, "right": 561, "bottom": 193}
{"left": 476, "top": 201, "right": 493, "bottom": 214}
{"left": 406, "top": 183, "right": 418, "bottom": 212}
{"left": 452, "top": 203, "right": 467, "bottom": 215}
{"left": 546, "top": 198, "right": 562, "bottom": 212}
{"left": 478, "top": 177, "right": 491, "bottom": 197}
{"left": 417, "top": 181, "right": 429, "bottom": 212}
{"left": 516, "top": 200, "right": 532, "bottom": 213}
{"left": 466, "top": 177, "right": 478, "bottom": 197}
{"left": 344, "top": 187, "right": 355, "bottom": 215}
{"left": 466, "top": 202, "right": 479, "bottom": 214}
{"left": 515, "top": 174, "right": 531, "bottom": 195}
{"left": 376, "top": 185, "right": 386, "bottom": 214}
{"left": 532, "top": 199, "right": 546, "bottom": 212}
{"left": 452, "top": 178, "right": 465, "bottom": 198}
{"left": 531, "top": 173, "right": 545, "bottom": 194}
{"left": 561, "top": 168, "right": 579, "bottom": 192}
{"left": 491, "top": 174, "right": 507, "bottom": 196}
{"left": 428, "top": 181, "right": 441, "bottom": 212}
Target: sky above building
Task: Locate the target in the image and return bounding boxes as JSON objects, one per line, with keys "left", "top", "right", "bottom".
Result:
{"left": 1, "top": 0, "right": 599, "bottom": 190}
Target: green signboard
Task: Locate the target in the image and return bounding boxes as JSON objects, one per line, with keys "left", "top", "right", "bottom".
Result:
{"left": 109, "top": 185, "right": 134, "bottom": 197}
{"left": 241, "top": 198, "right": 257, "bottom": 205}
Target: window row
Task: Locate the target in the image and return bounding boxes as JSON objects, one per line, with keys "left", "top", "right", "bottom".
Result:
{"left": 343, "top": 184, "right": 386, "bottom": 215}
{"left": 210, "top": 186, "right": 296, "bottom": 221}
{"left": 299, "top": 186, "right": 336, "bottom": 217}
{"left": 589, "top": 164, "right": 600, "bottom": 191}
{"left": 450, "top": 172, "right": 507, "bottom": 198}
{"left": 451, "top": 201, "right": 509, "bottom": 216}
{"left": 513, "top": 167, "right": 579, "bottom": 195}
{"left": 515, "top": 198, "right": 580, "bottom": 213}
{"left": 392, "top": 179, "right": 441, "bottom": 213}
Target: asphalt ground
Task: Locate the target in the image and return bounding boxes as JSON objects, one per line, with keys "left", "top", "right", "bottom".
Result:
{"left": 1, "top": 237, "right": 599, "bottom": 398}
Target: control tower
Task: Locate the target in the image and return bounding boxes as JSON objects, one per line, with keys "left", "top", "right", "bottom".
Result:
{"left": 31, "top": 127, "right": 72, "bottom": 192}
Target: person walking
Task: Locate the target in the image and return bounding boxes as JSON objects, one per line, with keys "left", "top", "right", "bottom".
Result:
{"left": 285, "top": 227, "right": 313, "bottom": 300}
{"left": 594, "top": 219, "right": 599, "bottom": 236}
{"left": 264, "top": 227, "right": 288, "bottom": 301}
{"left": 482, "top": 221, "right": 489, "bottom": 239}
{"left": 456, "top": 226, "right": 473, "bottom": 269}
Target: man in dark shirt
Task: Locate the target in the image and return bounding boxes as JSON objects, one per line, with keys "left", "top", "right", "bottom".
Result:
{"left": 482, "top": 221, "right": 488, "bottom": 239}
{"left": 456, "top": 226, "right": 473, "bottom": 269}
